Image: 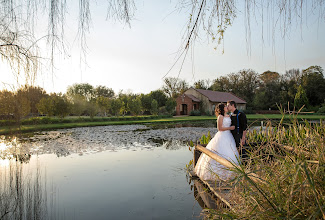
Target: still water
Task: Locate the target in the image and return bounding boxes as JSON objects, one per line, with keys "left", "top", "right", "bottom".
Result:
{"left": 0, "top": 124, "right": 219, "bottom": 219}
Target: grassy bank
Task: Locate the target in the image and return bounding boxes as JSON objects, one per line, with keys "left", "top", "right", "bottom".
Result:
{"left": 1, "top": 114, "right": 324, "bottom": 135}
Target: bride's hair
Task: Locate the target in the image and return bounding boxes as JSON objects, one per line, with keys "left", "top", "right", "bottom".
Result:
{"left": 215, "top": 103, "right": 225, "bottom": 116}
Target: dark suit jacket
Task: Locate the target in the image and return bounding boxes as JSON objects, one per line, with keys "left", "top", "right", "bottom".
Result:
{"left": 230, "top": 109, "right": 247, "bottom": 136}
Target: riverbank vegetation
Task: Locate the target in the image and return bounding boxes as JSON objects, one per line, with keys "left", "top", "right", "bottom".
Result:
{"left": 197, "top": 114, "right": 325, "bottom": 219}
{"left": 1, "top": 114, "right": 324, "bottom": 135}
{"left": 1, "top": 66, "right": 324, "bottom": 123}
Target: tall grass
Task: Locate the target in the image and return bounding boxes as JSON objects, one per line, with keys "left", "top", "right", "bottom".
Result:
{"left": 208, "top": 113, "right": 325, "bottom": 219}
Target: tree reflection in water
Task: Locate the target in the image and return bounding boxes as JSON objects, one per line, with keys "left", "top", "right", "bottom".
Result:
{"left": 0, "top": 160, "right": 47, "bottom": 220}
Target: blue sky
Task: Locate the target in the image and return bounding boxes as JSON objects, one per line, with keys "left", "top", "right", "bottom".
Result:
{"left": 1, "top": 0, "right": 324, "bottom": 94}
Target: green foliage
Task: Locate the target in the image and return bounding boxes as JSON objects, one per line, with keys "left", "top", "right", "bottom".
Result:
{"left": 128, "top": 96, "right": 142, "bottom": 115}
{"left": 150, "top": 99, "right": 158, "bottom": 115}
{"left": 149, "top": 90, "right": 167, "bottom": 107}
{"left": 85, "top": 101, "right": 98, "bottom": 119}
{"left": 294, "top": 85, "right": 309, "bottom": 109}
{"left": 96, "top": 96, "right": 110, "bottom": 116}
{"left": 70, "top": 95, "right": 87, "bottom": 116}
{"left": 165, "top": 98, "right": 176, "bottom": 114}
{"left": 190, "top": 110, "right": 201, "bottom": 116}
{"left": 110, "top": 99, "right": 124, "bottom": 116}
{"left": 94, "top": 85, "right": 114, "bottom": 98}
{"left": 14, "top": 90, "right": 31, "bottom": 121}
{"left": 66, "top": 83, "right": 94, "bottom": 102}
{"left": 37, "top": 94, "right": 70, "bottom": 118}
{"left": 37, "top": 97, "right": 55, "bottom": 116}
{"left": 302, "top": 66, "right": 325, "bottom": 106}
{"left": 140, "top": 93, "right": 152, "bottom": 112}
{"left": 0, "top": 90, "right": 15, "bottom": 116}
{"left": 162, "top": 77, "right": 189, "bottom": 98}
{"left": 199, "top": 131, "right": 211, "bottom": 144}
{"left": 317, "top": 103, "right": 325, "bottom": 114}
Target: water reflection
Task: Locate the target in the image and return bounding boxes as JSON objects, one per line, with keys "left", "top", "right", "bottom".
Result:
{"left": 1, "top": 125, "right": 217, "bottom": 161}
{"left": 0, "top": 161, "right": 47, "bottom": 220}
{"left": 0, "top": 124, "right": 222, "bottom": 219}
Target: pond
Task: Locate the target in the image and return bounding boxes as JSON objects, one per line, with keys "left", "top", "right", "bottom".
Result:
{"left": 0, "top": 124, "right": 221, "bottom": 220}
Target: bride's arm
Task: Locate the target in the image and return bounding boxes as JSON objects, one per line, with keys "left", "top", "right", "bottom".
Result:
{"left": 217, "top": 115, "right": 235, "bottom": 131}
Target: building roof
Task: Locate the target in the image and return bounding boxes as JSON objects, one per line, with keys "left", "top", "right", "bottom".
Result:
{"left": 194, "top": 89, "right": 247, "bottom": 104}
{"left": 186, "top": 94, "right": 201, "bottom": 102}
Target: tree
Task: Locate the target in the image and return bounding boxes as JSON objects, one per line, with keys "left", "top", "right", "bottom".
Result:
{"left": 235, "top": 69, "right": 259, "bottom": 104}
{"left": 0, "top": 90, "right": 15, "bottom": 117}
{"left": 37, "top": 97, "right": 56, "bottom": 117}
{"left": 294, "top": 85, "right": 309, "bottom": 109}
{"left": 210, "top": 76, "right": 231, "bottom": 92}
{"left": 110, "top": 99, "right": 124, "bottom": 116}
{"left": 70, "top": 95, "right": 87, "bottom": 116}
{"left": 149, "top": 90, "right": 167, "bottom": 107}
{"left": 193, "top": 79, "right": 211, "bottom": 90}
{"left": 210, "top": 69, "right": 259, "bottom": 106}
{"left": 17, "top": 85, "right": 48, "bottom": 115}
{"left": 301, "top": 66, "right": 325, "bottom": 106}
{"left": 259, "top": 71, "right": 280, "bottom": 84}
{"left": 85, "top": 100, "right": 99, "bottom": 119}
{"left": 96, "top": 96, "right": 111, "bottom": 116}
{"left": 14, "top": 90, "right": 31, "bottom": 122}
{"left": 66, "top": 83, "right": 95, "bottom": 102}
{"left": 37, "top": 94, "right": 70, "bottom": 118}
{"left": 140, "top": 93, "right": 152, "bottom": 112}
{"left": 162, "top": 77, "right": 189, "bottom": 98}
{"left": 165, "top": 98, "right": 176, "bottom": 115}
{"left": 150, "top": 99, "right": 158, "bottom": 115}
{"left": 254, "top": 71, "right": 282, "bottom": 109}
{"left": 128, "top": 96, "right": 142, "bottom": 115}
{"left": 94, "top": 86, "right": 115, "bottom": 98}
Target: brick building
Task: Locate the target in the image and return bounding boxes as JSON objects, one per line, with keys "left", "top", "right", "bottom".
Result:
{"left": 176, "top": 88, "right": 247, "bottom": 116}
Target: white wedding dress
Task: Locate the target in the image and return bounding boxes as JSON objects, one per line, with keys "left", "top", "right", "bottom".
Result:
{"left": 195, "top": 116, "right": 240, "bottom": 181}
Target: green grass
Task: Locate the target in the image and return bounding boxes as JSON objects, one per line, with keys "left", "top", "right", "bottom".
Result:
{"left": 1, "top": 114, "right": 324, "bottom": 135}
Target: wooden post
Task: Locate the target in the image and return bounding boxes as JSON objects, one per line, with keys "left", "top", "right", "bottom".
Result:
{"left": 195, "top": 144, "right": 266, "bottom": 184}
{"left": 193, "top": 144, "right": 206, "bottom": 167}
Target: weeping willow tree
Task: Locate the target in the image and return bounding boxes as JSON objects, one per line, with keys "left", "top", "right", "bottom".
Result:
{"left": 1, "top": 0, "right": 324, "bottom": 83}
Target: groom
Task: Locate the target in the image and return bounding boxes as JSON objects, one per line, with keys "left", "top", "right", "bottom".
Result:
{"left": 227, "top": 100, "right": 248, "bottom": 159}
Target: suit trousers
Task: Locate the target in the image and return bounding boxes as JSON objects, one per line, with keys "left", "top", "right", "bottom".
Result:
{"left": 233, "top": 133, "right": 248, "bottom": 161}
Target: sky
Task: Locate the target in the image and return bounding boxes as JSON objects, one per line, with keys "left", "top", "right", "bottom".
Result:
{"left": 1, "top": 0, "right": 325, "bottom": 94}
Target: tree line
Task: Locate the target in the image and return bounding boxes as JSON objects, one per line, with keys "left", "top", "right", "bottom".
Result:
{"left": 0, "top": 84, "right": 177, "bottom": 121}
{"left": 164, "top": 65, "right": 325, "bottom": 113}
{"left": 0, "top": 65, "right": 324, "bottom": 121}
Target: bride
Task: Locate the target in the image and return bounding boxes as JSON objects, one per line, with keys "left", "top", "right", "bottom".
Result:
{"left": 195, "top": 103, "right": 240, "bottom": 181}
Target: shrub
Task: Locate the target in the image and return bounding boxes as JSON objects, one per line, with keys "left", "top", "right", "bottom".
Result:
{"left": 190, "top": 110, "right": 201, "bottom": 116}
{"left": 317, "top": 104, "right": 325, "bottom": 114}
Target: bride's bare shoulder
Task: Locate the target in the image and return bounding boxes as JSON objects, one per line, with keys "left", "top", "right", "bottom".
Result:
{"left": 217, "top": 115, "right": 224, "bottom": 120}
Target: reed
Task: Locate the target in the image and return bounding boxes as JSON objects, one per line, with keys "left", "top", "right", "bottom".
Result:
{"left": 208, "top": 110, "right": 325, "bottom": 219}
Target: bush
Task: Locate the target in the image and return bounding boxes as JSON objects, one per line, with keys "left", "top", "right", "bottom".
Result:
{"left": 317, "top": 104, "right": 325, "bottom": 114}
{"left": 243, "top": 107, "right": 255, "bottom": 114}
{"left": 190, "top": 110, "right": 201, "bottom": 116}
{"left": 204, "top": 110, "right": 213, "bottom": 116}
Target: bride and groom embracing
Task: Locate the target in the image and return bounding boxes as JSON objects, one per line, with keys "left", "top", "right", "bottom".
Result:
{"left": 195, "top": 100, "right": 248, "bottom": 181}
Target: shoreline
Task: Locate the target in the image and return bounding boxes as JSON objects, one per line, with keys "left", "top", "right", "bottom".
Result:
{"left": 1, "top": 114, "right": 324, "bottom": 135}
